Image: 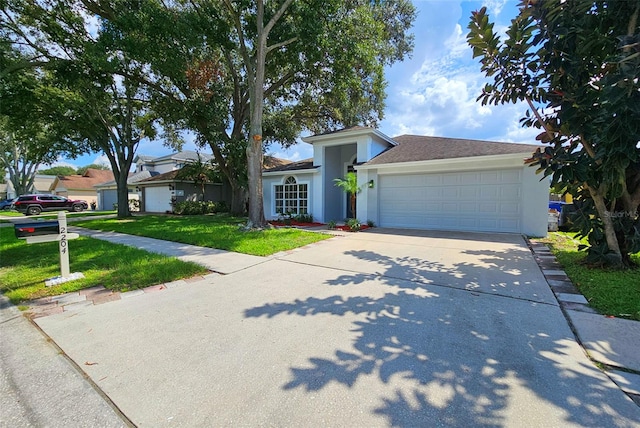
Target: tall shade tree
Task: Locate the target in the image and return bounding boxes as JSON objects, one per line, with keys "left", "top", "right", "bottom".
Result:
{"left": 0, "top": 56, "right": 84, "bottom": 195}
{"left": 2, "top": 0, "right": 163, "bottom": 218}
{"left": 93, "top": 0, "right": 415, "bottom": 223}
{"left": 468, "top": 0, "right": 640, "bottom": 268}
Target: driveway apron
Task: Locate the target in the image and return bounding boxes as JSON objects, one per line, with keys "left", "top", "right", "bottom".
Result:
{"left": 35, "top": 229, "right": 640, "bottom": 427}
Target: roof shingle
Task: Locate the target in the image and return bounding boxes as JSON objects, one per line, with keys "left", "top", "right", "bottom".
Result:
{"left": 364, "top": 135, "right": 541, "bottom": 165}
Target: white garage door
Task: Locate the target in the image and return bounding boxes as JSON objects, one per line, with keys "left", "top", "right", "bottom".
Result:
{"left": 144, "top": 186, "right": 172, "bottom": 213}
{"left": 379, "top": 169, "right": 522, "bottom": 233}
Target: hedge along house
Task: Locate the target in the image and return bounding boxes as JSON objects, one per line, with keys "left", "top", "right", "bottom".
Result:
{"left": 262, "top": 126, "right": 549, "bottom": 236}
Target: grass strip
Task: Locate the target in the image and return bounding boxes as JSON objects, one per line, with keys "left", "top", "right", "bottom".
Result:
{"left": 75, "top": 214, "right": 331, "bottom": 257}
{"left": 535, "top": 233, "right": 640, "bottom": 321}
{"left": 0, "top": 227, "right": 208, "bottom": 304}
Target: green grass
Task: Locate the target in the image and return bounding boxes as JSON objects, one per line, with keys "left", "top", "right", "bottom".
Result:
{"left": 534, "top": 232, "right": 640, "bottom": 321}
{"left": 75, "top": 214, "right": 331, "bottom": 256}
{"left": 0, "top": 210, "right": 117, "bottom": 222}
{"left": 0, "top": 226, "right": 208, "bottom": 304}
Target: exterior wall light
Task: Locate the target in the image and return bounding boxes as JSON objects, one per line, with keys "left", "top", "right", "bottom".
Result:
{"left": 368, "top": 179, "right": 375, "bottom": 189}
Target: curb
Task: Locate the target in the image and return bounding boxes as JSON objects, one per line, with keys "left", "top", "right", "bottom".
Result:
{"left": 527, "top": 239, "right": 640, "bottom": 406}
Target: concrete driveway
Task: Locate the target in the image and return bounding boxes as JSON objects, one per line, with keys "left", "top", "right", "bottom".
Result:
{"left": 35, "top": 229, "right": 640, "bottom": 427}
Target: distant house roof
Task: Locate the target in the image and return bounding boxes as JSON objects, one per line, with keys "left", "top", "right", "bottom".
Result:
{"left": 363, "top": 135, "right": 541, "bottom": 166}
{"left": 264, "top": 156, "right": 292, "bottom": 169}
{"left": 137, "top": 169, "right": 183, "bottom": 183}
{"left": 263, "top": 158, "right": 316, "bottom": 173}
{"left": 134, "top": 150, "right": 212, "bottom": 165}
{"left": 51, "top": 169, "right": 115, "bottom": 191}
{"left": 94, "top": 170, "right": 159, "bottom": 189}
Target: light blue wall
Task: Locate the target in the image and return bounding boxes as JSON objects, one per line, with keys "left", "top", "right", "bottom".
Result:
{"left": 323, "top": 143, "right": 356, "bottom": 221}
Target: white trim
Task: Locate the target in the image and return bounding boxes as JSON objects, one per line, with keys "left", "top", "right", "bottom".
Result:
{"left": 355, "top": 153, "right": 531, "bottom": 173}
{"left": 270, "top": 175, "right": 311, "bottom": 218}
{"left": 302, "top": 128, "right": 396, "bottom": 146}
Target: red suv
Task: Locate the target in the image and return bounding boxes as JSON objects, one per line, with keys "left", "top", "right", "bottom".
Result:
{"left": 11, "top": 194, "right": 89, "bottom": 216}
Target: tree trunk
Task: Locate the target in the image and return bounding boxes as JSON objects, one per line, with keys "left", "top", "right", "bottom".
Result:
{"left": 116, "top": 170, "right": 131, "bottom": 218}
{"left": 588, "top": 185, "right": 624, "bottom": 267}
{"left": 246, "top": 4, "right": 267, "bottom": 229}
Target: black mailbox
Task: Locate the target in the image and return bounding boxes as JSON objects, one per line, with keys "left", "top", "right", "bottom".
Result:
{"left": 14, "top": 221, "right": 60, "bottom": 239}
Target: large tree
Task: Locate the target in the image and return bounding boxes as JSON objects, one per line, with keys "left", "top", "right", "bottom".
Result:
{"left": 0, "top": 54, "right": 84, "bottom": 195}
{"left": 2, "top": 0, "right": 162, "bottom": 218}
{"left": 93, "top": 0, "right": 415, "bottom": 223}
{"left": 468, "top": 0, "right": 640, "bottom": 268}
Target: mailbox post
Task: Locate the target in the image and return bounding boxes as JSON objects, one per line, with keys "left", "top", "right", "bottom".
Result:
{"left": 15, "top": 211, "right": 84, "bottom": 286}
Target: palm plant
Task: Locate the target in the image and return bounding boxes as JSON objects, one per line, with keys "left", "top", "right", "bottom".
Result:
{"left": 176, "top": 154, "right": 219, "bottom": 201}
{"left": 333, "top": 172, "right": 362, "bottom": 219}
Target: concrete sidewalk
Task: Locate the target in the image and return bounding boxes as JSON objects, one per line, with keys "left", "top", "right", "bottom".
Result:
{"left": 70, "top": 226, "right": 267, "bottom": 274}
{"left": 529, "top": 242, "right": 640, "bottom": 404}
{"left": 0, "top": 295, "right": 127, "bottom": 427}
{"left": 3, "top": 227, "right": 640, "bottom": 426}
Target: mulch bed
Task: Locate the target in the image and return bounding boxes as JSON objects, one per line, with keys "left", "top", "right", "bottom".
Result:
{"left": 332, "top": 225, "right": 371, "bottom": 232}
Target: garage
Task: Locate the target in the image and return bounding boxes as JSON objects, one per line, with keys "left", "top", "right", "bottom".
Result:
{"left": 144, "top": 186, "right": 172, "bottom": 213}
{"left": 378, "top": 169, "right": 523, "bottom": 233}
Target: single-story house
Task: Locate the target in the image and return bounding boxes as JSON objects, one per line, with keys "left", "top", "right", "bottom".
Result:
{"left": 94, "top": 170, "right": 152, "bottom": 211}
{"left": 5, "top": 174, "right": 58, "bottom": 199}
{"left": 136, "top": 169, "right": 231, "bottom": 213}
{"left": 50, "top": 169, "right": 115, "bottom": 207}
{"left": 262, "top": 126, "right": 549, "bottom": 236}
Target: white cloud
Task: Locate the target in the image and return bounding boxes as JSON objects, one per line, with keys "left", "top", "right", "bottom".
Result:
{"left": 380, "top": 1, "right": 533, "bottom": 144}
{"left": 91, "top": 154, "right": 111, "bottom": 166}
{"left": 482, "top": 0, "right": 509, "bottom": 16}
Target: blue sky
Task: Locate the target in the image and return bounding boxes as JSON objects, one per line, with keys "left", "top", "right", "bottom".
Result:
{"left": 60, "top": 0, "right": 535, "bottom": 169}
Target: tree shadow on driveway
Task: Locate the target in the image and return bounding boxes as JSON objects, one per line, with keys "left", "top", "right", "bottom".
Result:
{"left": 246, "top": 245, "right": 639, "bottom": 426}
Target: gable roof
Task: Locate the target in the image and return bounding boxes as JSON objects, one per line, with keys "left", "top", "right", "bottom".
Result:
{"left": 302, "top": 126, "right": 397, "bottom": 146}
{"left": 364, "top": 135, "right": 541, "bottom": 166}
{"left": 51, "top": 169, "right": 115, "bottom": 191}
{"left": 94, "top": 170, "right": 158, "bottom": 188}
{"left": 134, "top": 150, "right": 212, "bottom": 165}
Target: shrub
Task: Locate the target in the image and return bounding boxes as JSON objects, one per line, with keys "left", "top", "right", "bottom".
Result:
{"left": 346, "top": 218, "right": 362, "bottom": 232}
{"left": 327, "top": 220, "right": 337, "bottom": 230}
{"left": 129, "top": 199, "right": 140, "bottom": 212}
{"left": 366, "top": 220, "right": 375, "bottom": 227}
{"left": 173, "top": 200, "right": 226, "bottom": 215}
{"left": 294, "top": 213, "right": 314, "bottom": 223}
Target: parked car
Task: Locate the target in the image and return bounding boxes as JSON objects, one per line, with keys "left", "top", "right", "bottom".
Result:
{"left": 11, "top": 194, "right": 88, "bottom": 216}
{"left": 0, "top": 198, "right": 15, "bottom": 210}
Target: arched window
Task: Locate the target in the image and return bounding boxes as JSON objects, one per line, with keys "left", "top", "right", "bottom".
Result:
{"left": 275, "top": 176, "right": 308, "bottom": 215}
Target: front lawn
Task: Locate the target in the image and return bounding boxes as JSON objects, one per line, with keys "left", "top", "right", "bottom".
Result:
{"left": 0, "top": 210, "right": 117, "bottom": 223}
{"left": 75, "top": 214, "right": 331, "bottom": 256}
{"left": 534, "top": 232, "right": 640, "bottom": 321}
{"left": 0, "top": 227, "right": 208, "bottom": 304}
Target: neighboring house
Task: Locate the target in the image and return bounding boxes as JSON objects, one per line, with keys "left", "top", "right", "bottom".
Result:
{"left": 136, "top": 169, "right": 230, "bottom": 213}
{"left": 133, "top": 150, "right": 227, "bottom": 213}
{"left": 94, "top": 170, "right": 154, "bottom": 211}
{"left": 50, "top": 169, "right": 115, "bottom": 207}
{"left": 5, "top": 174, "right": 58, "bottom": 199}
{"left": 133, "top": 150, "right": 212, "bottom": 174}
{"left": 262, "top": 126, "right": 549, "bottom": 236}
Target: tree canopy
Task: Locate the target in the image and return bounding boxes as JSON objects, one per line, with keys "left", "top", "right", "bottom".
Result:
{"left": 3, "top": 0, "right": 415, "bottom": 223}
{"left": 468, "top": 0, "right": 640, "bottom": 268}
